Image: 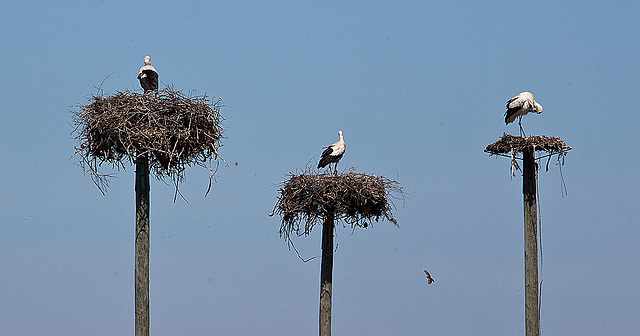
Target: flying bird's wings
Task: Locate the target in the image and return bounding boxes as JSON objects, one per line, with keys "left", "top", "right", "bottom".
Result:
{"left": 424, "top": 270, "right": 434, "bottom": 284}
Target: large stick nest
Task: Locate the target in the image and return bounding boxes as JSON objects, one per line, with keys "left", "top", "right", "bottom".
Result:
{"left": 485, "top": 133, "right": 571, "bottom": 156}
{"left": 72, "top": 88, "right": 224, "bottom": 193}
{"left": 274, "top": 171, "right": 403, "bottom": 239}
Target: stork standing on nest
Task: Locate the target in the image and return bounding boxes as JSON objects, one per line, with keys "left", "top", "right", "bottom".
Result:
{"left": 505, "top": 91, "right": 543, "bottom": 138}
{"left": 318, "top": 131, "right": 346, "bottom": 174}
{"left": 137, "top": 56, "right": 158, "bottom": 94}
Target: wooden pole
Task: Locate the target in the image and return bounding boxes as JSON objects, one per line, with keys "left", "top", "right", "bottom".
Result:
{"left": 522, "top": 146, "right": 540, "bottom": 336}
{"left": 135, "top": 154, "right": 150, "bottom": 336}
{"left": 319, "top": 211, "right": 335, "bottom": 336}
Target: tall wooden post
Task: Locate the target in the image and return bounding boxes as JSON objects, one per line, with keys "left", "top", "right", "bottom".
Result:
{"left": 135, "top": 154, "right": 150, "bottom": 336}
{"left": 319, "top": 211, "right": 335, "bottom": 336}
{"left": 522, "top": 146, "right": 539, "bottom": 336}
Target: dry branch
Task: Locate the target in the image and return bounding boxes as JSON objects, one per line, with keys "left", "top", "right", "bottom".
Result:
{"left": 72, "top": 87, "right": 224, "bottom": 194}
{"left": 274, "top": 170, "right": 403, "bottom": 240}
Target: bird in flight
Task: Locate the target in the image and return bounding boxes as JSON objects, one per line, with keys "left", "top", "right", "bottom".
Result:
{"left": 424, "top": 270, "right": 435, "bottom": 284}
{"left": 505, "top": 92, "right": 543, "bottom": 137}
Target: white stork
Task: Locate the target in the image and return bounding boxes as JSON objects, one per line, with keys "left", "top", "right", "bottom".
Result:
{"left": 137, "top": 56, "right": 158, "bottom": 93}
{"left": 505, "top": 91, "right": 543, "bottom": 137}
{"left": 318, "top": 131, "right": 346, "bottom": 174}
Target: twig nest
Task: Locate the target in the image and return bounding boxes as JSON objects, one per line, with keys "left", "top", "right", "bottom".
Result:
{"left": 485, "top": 133, "right": 571, "bottom": 156}
{"left": 275, "top": 171, "right": 403, "bottom": 239}
{"left": 73, "top": 88, "right": 224, "bottom": 192}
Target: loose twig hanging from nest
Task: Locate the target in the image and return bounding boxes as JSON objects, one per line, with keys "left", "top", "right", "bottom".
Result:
{"left": 72, "top": 87, "right": 225, "bottom": 195}
{"left": 274, "top": 170, "right": 404, "bottom": 242}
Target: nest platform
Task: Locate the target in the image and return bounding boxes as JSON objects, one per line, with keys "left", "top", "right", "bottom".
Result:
{"left": 73, "top": 88, "right": 224, "bottom": 192}
{"left": 274, "top": 171, "right": 402, "bottom": 239}
{"left": 485, "top": 133, "right": 571, "bottom": 157}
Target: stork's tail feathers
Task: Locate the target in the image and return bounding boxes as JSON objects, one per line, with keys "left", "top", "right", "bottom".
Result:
{"left": 504, "top": 108, "right": 519, "bottom": 125}
{"left": 318, "top": 156, "right": 331, "bottom": 169}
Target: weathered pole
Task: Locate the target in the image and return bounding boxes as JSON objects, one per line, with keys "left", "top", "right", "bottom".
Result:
{"left": 135, "top": 154, "right": 150, "bottom": 336}
{"left": 522, "top": 146, "right": 539, "bottom": 336}
{"left": 319, "top": 211, "right": 335, "bottom": 336}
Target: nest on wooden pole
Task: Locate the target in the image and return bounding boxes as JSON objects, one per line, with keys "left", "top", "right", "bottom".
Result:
{"left": 485, "top": 133, "right": 571, "bottom": 158}
{"left": 274, "top": 170, "right": 403, "bottom": 241}
{"left": 485, "top": 133, "right": 572, "bottom": 182}
{"left": 72, "top": 87, "right": 225, "bottom": 195}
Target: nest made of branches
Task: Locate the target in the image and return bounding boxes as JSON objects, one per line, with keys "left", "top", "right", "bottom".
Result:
{"left": 73, "top": 88, "right": 224, "bottom": 193}
{"left": 485, "top": 133, "right": 571, "bottom": 156}
{"left": 274, "top": 170, "right": 403, "bottom": 239}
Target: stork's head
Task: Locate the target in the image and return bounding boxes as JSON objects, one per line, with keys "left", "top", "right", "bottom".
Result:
{"left": 144, "top": 56, "right": 151, "bottom": 65}
{"left": 533, "top": 101, "right": 543, "bottom": 114}
{"left": 338, "top": 130, "right": 343, "bottom": 139}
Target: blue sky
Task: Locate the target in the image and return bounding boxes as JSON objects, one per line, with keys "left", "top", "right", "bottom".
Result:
{"left": 1, "top": 1, "right": 639, "bottom": 335}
